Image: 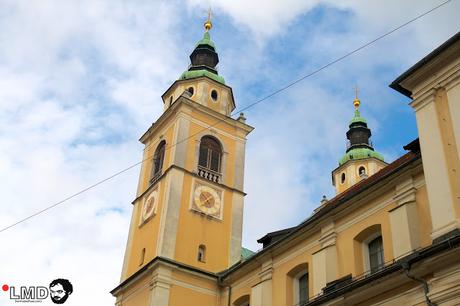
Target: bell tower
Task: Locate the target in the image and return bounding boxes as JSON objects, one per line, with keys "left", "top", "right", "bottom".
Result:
{"left": 332, "top": 93, "right": 387, "bottom": 194}
{"left": 117, "top": 15, "right": 253, "bottom": 289}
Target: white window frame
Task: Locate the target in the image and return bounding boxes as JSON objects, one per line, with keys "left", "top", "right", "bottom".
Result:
{"left": 362, "top": 232, "right": 383, "bottom": 273}
{"left": 293, "top": 270, "right": 308, "bottom": 305}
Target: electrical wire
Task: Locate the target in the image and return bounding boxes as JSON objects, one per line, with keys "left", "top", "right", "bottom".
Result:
{"left": 0, "top": 0, "right": 452, "bottom": 234}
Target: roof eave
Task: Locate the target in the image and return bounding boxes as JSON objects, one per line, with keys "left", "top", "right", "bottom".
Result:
{"left": 389, "top": 31, "right": 460, "bottom": 98}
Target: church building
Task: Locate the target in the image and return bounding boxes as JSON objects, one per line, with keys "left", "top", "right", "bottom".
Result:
{"left": 111, "top": 17, "right": 460, "bottom": 306}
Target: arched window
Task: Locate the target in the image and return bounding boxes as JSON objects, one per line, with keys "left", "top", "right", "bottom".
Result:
{"left": 359, "top": 166, "right": 366, "bottom": 176}
{"left": 368, "top": 236, "right": 384, "bottom": 273}
{"left": 233, "top": 295, "right": 250, "bottom": 306}
{"left": 197, "top": 245, "right": 206, "bottom": 262}
{"left": 151, "top": 141, "right": 165, "bottom": 184}
{"left": 298, "top": 273, "right": 309, "bottom": 304}
{"left": 198, "top": 136, "right": 222, "bottom": 173}
{"left": 287, "top": 263, "right": 308, "bottom": 306}
{"left": 353, "top": 224, "right": 384, "bottom": 275}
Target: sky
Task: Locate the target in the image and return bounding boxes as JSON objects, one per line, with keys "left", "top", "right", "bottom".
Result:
{"left": 0, "top": 0, "right": 459, "bottom": 305}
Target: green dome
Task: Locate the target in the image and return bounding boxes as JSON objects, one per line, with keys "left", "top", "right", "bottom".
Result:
{"left": 349, "top": 109, "right": 367, "bottom": 125}
{"left": 195, "top": 31, "right": 216, "bottom": 49}
{"left": 339, "top": 147, "right": 384, "bottom": 165}
{"left": 179, "top": 69, "right": 225, "bottom": 84}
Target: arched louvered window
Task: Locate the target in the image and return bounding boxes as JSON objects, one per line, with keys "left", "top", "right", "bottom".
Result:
{"left": 151, "top": 140, "right": 165, "bottom": 183}
{"left": 198, "top": 136, "right": 222, "bottom": 173}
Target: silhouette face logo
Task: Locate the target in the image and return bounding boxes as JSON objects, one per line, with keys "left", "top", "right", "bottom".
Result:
{"left": 49, "top": 279, "right": 73, "bottom": 304}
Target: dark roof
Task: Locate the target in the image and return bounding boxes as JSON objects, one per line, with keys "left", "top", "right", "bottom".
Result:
{"left": 402, "top": 138, "right": 420, "bottom": 153}
{"left": 390, "top": 31, "right": 460, "bottom": 97}
{"left": 221, "top": 140, "right": 421, "bottom": 278}
{"left": 257, "top": 227, "right": 297, "bottom": 248}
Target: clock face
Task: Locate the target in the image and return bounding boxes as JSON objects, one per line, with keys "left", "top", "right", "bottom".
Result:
{"left": 193, "top": 185, "right": 221, "bottom": 216}
{"left": 142, "top": 190, "right": 158, "bottom": 222}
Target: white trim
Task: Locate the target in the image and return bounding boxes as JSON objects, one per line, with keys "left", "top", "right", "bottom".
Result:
{"left": 186, "top": 115, "right": 248, "bottom": 142}
{"left": 194, "top": 131, "right": 229, "bottom": 182}
{"left": 293, "top": 270, "right": 309, "bottom": 305}
{"left": 357, "top": 164, "right": 367, "bottom": 176}
{"left": 170, "top": 279, "right": 218, "bottom": 297}
{"left": 335, "top": 195, "right": 393, "bottom": 233}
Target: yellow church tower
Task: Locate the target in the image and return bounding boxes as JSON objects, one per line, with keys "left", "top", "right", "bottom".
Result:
{"left": 112, "top": 16, "right": 253, "bottom": 306}
{"left": 332, "top": 93, "right": 387, "bottom": 194}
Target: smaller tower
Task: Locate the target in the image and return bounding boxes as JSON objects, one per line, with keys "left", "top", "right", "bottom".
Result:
{"left": 332, "top": 92, "right": 387, "bottom": 194}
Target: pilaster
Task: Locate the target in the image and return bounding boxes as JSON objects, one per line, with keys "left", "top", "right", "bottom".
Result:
{"left": 250, "top": 259, "right": 273, "bottom": 306}
{"left": 149, "top": 266, "right": 172, "bottom": 306}
{"left": 389, "top": 177, "right": 420, "bottom": 258}
{"left": 312, "top": 222, "right": 338, "bottom": 296}
{"left": 412, "top": 90, "right": 460, "bottom": 239}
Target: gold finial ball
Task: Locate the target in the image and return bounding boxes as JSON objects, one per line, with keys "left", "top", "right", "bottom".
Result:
{"left": 204, "top": 20, "right": 212, "bottom": 31}
{"left": 353, "top": 98, "right": 361, "bottom": 109}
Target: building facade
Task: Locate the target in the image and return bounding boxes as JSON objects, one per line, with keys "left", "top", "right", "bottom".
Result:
{"left": 111, "top": 20, "right": 460, "bottom": 306}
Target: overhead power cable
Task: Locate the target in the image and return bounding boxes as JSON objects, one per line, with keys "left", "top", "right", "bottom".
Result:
{"left": 0, "top": 0, "right": 452, "bottom": 234}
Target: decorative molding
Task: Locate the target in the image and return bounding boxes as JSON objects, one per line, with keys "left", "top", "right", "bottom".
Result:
{"left": 410, "top": 88, "right": 436, "bottom": 112}
{"left": 259, "top": 259, "right": 273, "bottom": 281}
{"left": 171, "top": 279, "right": 218, "bottom": 296}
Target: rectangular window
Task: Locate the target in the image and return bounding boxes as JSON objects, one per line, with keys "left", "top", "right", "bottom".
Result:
{"left": 299, "top": 273, "right": 308, "bottom": 304}
{"left": 369, "top": 236, "right": 384, "bottom": 272}
{"left": 199, "top": 147, "right": 208, "bottom": 168}
{"left": 210, "top": 150, "right": 220, "bottom": 172}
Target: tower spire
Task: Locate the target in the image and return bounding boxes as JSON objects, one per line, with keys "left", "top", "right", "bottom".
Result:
{"left": 332, "top": 92, "right": 387, "bottom": 194}
{"left": 204, "top": 8, "right": 213, "bottom": 32}
{"left": 353, "top": 85, "right": 360, "bottom": 109}
{"left": 179, "top": 10, "right": 225, "bottom": 84}
{"left": 339, "top": 92, "right": 384, "bottom": 166}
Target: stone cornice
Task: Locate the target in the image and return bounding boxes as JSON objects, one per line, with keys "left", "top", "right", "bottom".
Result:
{"left": 132, "top": 164, "right": 246, "bottom": 205}
{"left": 140, "top": 95, "right": 253, "bottom": 144}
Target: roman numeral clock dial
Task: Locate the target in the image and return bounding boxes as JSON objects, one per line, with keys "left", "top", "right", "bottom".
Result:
{"left": 193, "top": 185, "right": 222, "bottom": 217}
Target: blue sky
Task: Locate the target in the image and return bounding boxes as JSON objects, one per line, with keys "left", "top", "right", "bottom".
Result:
{"left": 0, "top": 1, "right": 459, "bottom": 305}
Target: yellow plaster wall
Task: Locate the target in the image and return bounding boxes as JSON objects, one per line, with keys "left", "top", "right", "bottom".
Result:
{"left": 138, "top": 124, "right": 176, "bottom": 193}
{"left": 415, "top": 184, "right": 433, "bottom": 247}
{"left": 167, "top": 109, "right": 243, "bottom": 272}
{"left": 124, "top": 179, "right": 166, "bottom": 278}
{"left": 273, "top": 251, "right": 313, "bottom": 305}
{"left": 333, "top": 193, "right": 395, "bottom": 276}
{"left": 173, "top": 173, "right": 234, "bottom": 271}
{"left": 117, "top": 274, "right": 151, "bottom": 306}
{"left": 184, "top": 118, "right": 238, "bottom": 187}
{"left": 164, "top": 78, "right": 234, "bottom": 116}
{"left": 172, "top": 270, "right": 218, "bottom": 292}
{"left": 215, "top": 169, "right": 433, "bottom": 304}
{"left": 168, "top": 284, "right": 217, "bottom": 306}
{"left": 123, "top": 124, "right": 176, "bottom": 278}
{"left": 334, "top": 158, "right": 387, "bottom": 194}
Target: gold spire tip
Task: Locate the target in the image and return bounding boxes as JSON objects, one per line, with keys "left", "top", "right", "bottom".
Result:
{"left": 353, "top": 85, "right": 360, "bottom": 109}
{"left": 204, "top": 8, "right": 213, "bottom": 31}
